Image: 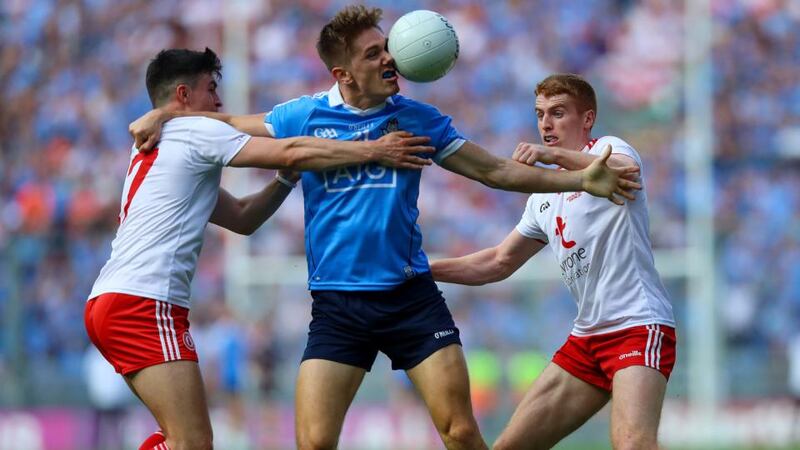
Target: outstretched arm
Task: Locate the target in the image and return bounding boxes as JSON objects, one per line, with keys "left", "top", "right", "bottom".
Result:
{"left": 440, "top": 141, "right": 640, "bottom": 205}
{"left": 512, "top": 142, "right": 639, "bottom": 170}
{"left": 209, "top": 170, "right": 299, "bottom": 235}
{"left": 430, "top": 230, "right": 546, "bottom": 286}
{"left": 130, "top": 110, "right": 269, "bottom": 151}
{"left": 229, "top": 131, "right": 433, "bottom": 171}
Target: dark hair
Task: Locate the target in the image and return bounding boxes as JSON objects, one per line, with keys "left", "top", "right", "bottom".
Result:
{"left": 316, "top": 5, "right": 383, "bottom": 71}
{"left": 535, "top": 73, "right": 597, "bottom": 114}
{"left": 145, "top": 47, "right": 222, "bottom": 107}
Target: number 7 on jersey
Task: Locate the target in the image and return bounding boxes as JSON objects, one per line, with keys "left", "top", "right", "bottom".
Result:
{"left": 119, "top": 149, "right": 159, "bottom": 223}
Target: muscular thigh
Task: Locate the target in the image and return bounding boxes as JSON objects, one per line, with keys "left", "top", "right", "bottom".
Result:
{"left": 609, "top": 366, "right": 667, "bottom": 447}
{"left": 295, "top": 358, "right": 366, "bottom": 448}
{"left": 405, "top": 344, "right": 473, "bottom": 421}
{"left": 495, "top": 363, "right": 609, "bottom": 450}
{"left": 126, "top": 360, "right": 211, "bottom": 440}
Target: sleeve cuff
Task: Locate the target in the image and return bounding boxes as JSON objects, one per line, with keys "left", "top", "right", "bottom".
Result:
{"left": 433, "top": 138, "right": 466, "bottom": 165}
{"left": 264, "top": 122, "right": 276, "bottom": 137}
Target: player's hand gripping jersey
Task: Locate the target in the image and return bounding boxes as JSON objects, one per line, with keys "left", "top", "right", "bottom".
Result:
{"left": 89, "top": 117, "right": 250, "bottom": 308}
{"left": 265, "top": 84, "right": 466, "bottom": 290}
{"left": 516, "top": 136, "right": 675, "bottom": 335}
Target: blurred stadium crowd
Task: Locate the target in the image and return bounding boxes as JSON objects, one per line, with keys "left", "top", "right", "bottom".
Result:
{"left": 2, "top": 0, "right": 800, "bottom": 438}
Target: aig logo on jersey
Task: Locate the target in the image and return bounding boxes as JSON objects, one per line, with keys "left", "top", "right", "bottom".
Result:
{"left": 323, "top": 163, "right": 397, "bottom": 193}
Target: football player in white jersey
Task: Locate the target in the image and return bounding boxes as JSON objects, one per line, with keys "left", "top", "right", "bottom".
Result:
{"left": 85, "top": 48, "right": 436, "bottom": 450}
{"left": 431, "top": 73, "right": 676, "bottom": 450}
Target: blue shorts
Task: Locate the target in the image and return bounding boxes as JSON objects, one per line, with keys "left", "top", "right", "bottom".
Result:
{"left": 302, "top": 273, "right": 461, "bottom": 371}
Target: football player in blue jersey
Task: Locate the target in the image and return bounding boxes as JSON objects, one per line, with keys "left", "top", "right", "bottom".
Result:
{"left": 130, "top": 6, "right": 640, "bottom": 450}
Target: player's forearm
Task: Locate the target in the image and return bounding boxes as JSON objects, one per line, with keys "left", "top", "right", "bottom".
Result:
{"left": 155, "top": 109, "right": 233, "bottom": 124}
{"left": 283, "top": 137, "right": 376, "bottom": 170}
{"left": 228, "top": 180, "right": 293, "bottom": 235}
{"left": 430, "top": 249, "right": 509, "bottom": 286}
{"left": 549, "top": 148, "right": 635, "bottom": 171}
{"left": 157, "top": 110, "right": 269, "bottom": 136}
{"left": 549, "top": 148, "right": 597, "bottom": 170}
{"left": 489, "top": 159, "right": 583, "bottom": 193}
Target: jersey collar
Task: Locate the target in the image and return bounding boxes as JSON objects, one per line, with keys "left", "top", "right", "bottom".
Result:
{"left": 583, "top": 138, "right": 599, "bottom": 152}
{"left": 328, "top": 83, "right": 394, "bottom": 116}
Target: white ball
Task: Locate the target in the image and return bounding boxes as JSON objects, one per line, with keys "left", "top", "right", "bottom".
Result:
{"left": 388, "top": 10, "right": 459, "bottom": 83}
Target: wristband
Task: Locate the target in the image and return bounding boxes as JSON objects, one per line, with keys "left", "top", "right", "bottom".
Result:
{"left": 275, "top": 173, "right": 297, "bottom": 189}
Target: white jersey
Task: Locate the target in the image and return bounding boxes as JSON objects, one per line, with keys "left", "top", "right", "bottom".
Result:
{"left": 89, "top": 117, "right": 250, "bottom": 308}
{"left": 516, "top": 136, "right": 674, "bottom": 336}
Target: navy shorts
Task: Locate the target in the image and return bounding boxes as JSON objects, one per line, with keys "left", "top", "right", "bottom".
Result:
{"left": 302, "top": 273, "right": 461, "bottom": 371}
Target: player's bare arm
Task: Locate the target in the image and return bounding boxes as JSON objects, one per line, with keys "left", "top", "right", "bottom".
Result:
{"left": 209, "top": 170, "right": 299, "bottom": 235}
{"left": 513, "top": 143, "right": 641, "bottom": 204}
{"left": 229, "top": 130, "right": 433, "bottom": 171}
{"left": 440, "top": 141, "right": 640, "bottom": 203}
{"left": 430, "top": 229, "right": 545, "bottom": 286}
{"left": 130, "top": 110, "right": 269, "bottom": 151}
{"left": 513, "top": 142, "right": 639, "bottom": 171}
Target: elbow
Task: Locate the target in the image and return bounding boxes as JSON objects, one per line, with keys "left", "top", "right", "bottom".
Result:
{"left": 470, "top": 169, "right": 502, "bottom": 189}
{"left": 278, "top": 139, "right": 308, "bottom": 170}
{"left": 237, "top": 225, "right": 258, "bottom": 236}
{"left": 489, "top": 258, "right": 516, "bottom": 283}
{"left": 482, "top": 174, "right": 503, "bottom": 190}
{"left": 468, "top": 262, "right": 514, "bottom": 286}
{"left": 481, "top": 164, "right": 512, "bottom": 190}
{"left": 225, "top": 223, "right": 256, "bottom": 236}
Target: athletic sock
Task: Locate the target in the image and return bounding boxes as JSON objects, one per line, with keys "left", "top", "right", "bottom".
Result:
{"left": 138, "top": 430, "right": 170, "bottom": 450}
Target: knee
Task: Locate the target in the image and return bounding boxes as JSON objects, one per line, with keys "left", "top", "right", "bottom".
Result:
{"left": 612, "top": 431, "right": 658, "bottom": 450}
{"left": 296, "top": 428, "right": 338, "bottom": 450}
{"left": 440, "top": 419, "right": 484, "bottom": 448}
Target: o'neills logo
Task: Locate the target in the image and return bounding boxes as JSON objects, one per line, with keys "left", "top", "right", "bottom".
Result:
{"left": 434, "top": 329, "right": 455, "bottom": 339}
{"left": 619, "top": 350, "right": 642, "bottom": 360}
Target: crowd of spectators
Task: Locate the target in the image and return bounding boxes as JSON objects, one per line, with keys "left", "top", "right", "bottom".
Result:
{"left": 1, "top": 0, "right": 799, "bottom": 425}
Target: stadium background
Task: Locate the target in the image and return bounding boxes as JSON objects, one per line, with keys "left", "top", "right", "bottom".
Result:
{"left": 2, "top": 0, "right": 800, "bottom": 448}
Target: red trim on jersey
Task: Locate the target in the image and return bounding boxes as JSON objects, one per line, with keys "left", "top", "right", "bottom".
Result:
{"left": 121, "top": 149, "right": 159, "bottom": 223}
{"left": 585, "top": 138, "right": 598, "bottom": 151}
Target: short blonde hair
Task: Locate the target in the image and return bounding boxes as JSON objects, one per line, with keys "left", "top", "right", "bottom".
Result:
{"left": 316, "top": 5, "right": 383, "bottom": 71}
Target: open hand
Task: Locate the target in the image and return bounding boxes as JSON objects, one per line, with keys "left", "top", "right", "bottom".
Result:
{"left": 582, "top": 144, "right": 641, "bottom": 205}
{"left": 374, "top": 131, "right": 435, "bottom": 170}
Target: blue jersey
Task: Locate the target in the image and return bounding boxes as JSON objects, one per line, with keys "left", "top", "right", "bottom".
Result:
{"left": 265, "top": 84, "right": 465, "bottom": 291}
